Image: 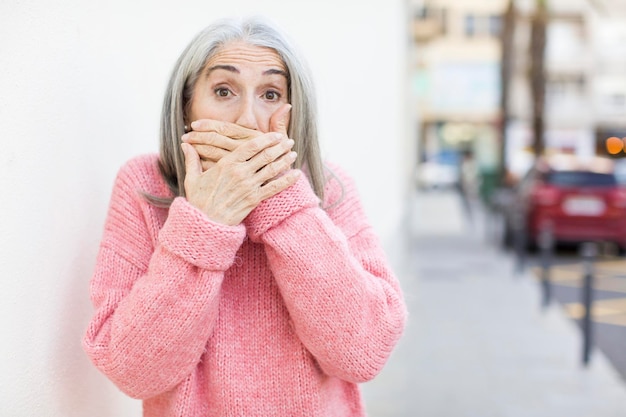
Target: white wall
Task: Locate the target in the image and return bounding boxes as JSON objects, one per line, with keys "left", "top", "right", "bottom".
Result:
{"left": 0, "top": 1, "right": 410, "bottom": 415}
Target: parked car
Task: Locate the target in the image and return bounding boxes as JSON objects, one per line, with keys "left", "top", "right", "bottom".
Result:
{"left": 502, "top": 154, "right": 626, "bottom": 251}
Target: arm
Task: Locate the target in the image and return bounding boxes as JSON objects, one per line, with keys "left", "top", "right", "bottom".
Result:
{"left": 245, "top": 169, "right": 407, "bottom": 383}
{"left": 82, "top": 160, "right": 246, "bottom": 399}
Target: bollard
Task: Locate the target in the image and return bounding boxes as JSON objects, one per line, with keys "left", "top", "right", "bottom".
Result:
{"left": 538, "top": 223, "right": 554, "bottom": 308}
{"left": 580, "top": 241, "right": 597, "bottom": 366}
{"left": 513, "top": 210, "right": 527, "bottom": 276}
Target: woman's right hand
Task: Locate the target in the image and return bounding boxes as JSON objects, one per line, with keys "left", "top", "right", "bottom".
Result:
{"left": 181, "top": 133, "right": 300, "bottom": 226}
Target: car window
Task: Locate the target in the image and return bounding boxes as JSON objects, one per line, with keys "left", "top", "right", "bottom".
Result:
{"left": 614, "top": 160, "right": 626, "bottom": 185}
{"left": 434, "top": 151, "right": 460, "bottom": 167}
{"left": 545, "top": 171, "right": 616, "bottom": 187}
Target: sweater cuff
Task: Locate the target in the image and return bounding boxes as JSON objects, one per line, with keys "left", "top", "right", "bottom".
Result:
{"left": 244, "top": 171, "right": 320, "bottom": 242}
{"left": 159, "top": 197, "right": 246, "bottom": 270}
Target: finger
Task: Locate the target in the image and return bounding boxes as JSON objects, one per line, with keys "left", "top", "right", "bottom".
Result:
{"left": 256, "top": 151, "right": 298, "bottom": 183}
{"left": 244, "top": 137, "right": 295, "bottom": 173}
{"left": 254, "top": 139, "right": 295, "bottom": 167}
{"left": 258, "top": 169, "right": 301, "bottom": 201}
{"left": 228, "top": 133, "right": 286, "bottom": 163}
{"left": 182, "top": 131, "right": 241, "bottom": 151}
{"left": 193, "top": 144, "right": 230, "bottom": 161}
{"left": 200, "top": 159, "right": 216, "bottom": 171}
{"left": 269, "top": 103, "right": 292, "bottom": 137}
{"left": 181, "top": 143, "right": 202, "bottom": 179}
{"left": 190, "top": 119, "right": 261, "bottom": 140}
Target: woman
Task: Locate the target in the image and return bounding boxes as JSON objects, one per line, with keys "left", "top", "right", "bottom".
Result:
{"left": 83, "top": 17, "right": 407, "bottom": 417}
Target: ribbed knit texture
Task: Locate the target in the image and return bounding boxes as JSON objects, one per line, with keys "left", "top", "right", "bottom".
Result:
{"left": 82, "top": 154, "right": 407, "bottom": 417}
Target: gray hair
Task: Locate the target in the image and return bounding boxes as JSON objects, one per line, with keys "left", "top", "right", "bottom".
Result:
{"left": 151, "top": 17, "right": 326, "bottom": 206}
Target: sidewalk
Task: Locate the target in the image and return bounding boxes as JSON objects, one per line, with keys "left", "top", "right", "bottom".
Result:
{"left": 362, "top": 189, "right": 626, "bottom": 417}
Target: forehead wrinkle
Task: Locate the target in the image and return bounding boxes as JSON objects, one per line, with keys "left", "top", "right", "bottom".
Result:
{"left": 207, "top": 43, "right": 286, "bottom": 72}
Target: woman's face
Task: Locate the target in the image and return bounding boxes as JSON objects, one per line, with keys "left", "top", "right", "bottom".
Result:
{"left": 188, "top": 41, "right": 289, "bottom": 133}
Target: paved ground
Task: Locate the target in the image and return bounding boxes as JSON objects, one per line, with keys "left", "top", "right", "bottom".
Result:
{"left": 525, "top": 251, "right": 626, "bottom": 381}
{"left": 361, "top": 189, "right": 626, "bottom": 417}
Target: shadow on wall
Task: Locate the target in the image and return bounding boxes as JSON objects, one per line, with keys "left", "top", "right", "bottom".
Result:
{"left": 50, "top": 174, "right": 140, "bottom": 416}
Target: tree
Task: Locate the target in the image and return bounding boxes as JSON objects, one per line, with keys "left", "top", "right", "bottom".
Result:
{"left": 530, "top": 0, "right": 548, "bottom": 157}
{"left": 501, "top": 0, "right": 604, "bottom": 167}
{"left": 498, "top": 0, "right": 516, "bottom": 184}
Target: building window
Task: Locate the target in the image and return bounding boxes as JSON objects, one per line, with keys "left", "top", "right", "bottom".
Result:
{"left": 414, "top": 6, "right": 448, "bottom": 38}
{"left": 547, "top": 74, "right": 586, "bottom": 102}
{"left": 464, "top": 14, "right": 501, "bottom": 38}
{"left": 489, "top": 15, "right": 502, "bottom": 37}
{"left": 441, "top": 8, "right": 448, "bottom": 35}
{"left": 415, "top": 6, "right": 429, "bottom": 20}
{"left": 465, "top": 14, "right": 476, "bottom": 37}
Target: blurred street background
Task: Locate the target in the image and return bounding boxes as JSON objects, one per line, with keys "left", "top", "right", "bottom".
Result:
{"left": 363, "top": 188, "right": 626, "bottom": 416}
{"left": 361, "top": 0, "right": 626, "bottom": 415}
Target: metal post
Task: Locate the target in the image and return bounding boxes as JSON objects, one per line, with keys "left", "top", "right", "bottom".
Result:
{"left": 581, "top": 241, "right": 597, "bottom": 366}
{"left": 513, "top": 210, "right": 526, "bottom": 276}
{"left": 538, "top": 223, "right": 554, "bottom": 308}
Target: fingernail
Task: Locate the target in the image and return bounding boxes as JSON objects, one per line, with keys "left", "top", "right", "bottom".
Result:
{"left": 287, "top": 139, "right": 295, "bottom": 147}
{"left": 274, "top": 133, "right": 283, "bottom": 140}
{"left": 288, "top": 151, "right": 297, "bottom": 160}
{"left": 181, "top": 133, "right": 189, "bottom": 141}
{"left": 190, "top": 121, "right": 199, "bottom": 129}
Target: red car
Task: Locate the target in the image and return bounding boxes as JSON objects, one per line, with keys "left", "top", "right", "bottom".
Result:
{"left": 503, "top": 155, "right": 626, "bottom": 251}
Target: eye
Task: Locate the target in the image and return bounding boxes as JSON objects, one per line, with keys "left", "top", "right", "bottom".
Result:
{"left": 215, "top": 88, "right": 231, "bottom": 98}
{"left": 264, "top": 90, "right": 281, "bottom": 101}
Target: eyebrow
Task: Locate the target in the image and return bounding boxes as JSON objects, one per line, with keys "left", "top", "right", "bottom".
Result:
{"left": 263, "top": 68, "right": 289, "bottom": 79}
{"left": 205, "top": 65, "right": 289, "bottom": 80}
{"left": 206, "top": 64, "right": 239, "bottom": 75}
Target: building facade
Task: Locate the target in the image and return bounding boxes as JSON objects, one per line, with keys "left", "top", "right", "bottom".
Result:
{"left": 411, "top": 0, "right": 626, "bottom": 191}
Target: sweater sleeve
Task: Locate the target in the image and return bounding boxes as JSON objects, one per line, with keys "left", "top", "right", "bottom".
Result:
{"left": 247, "top": 166, "right": 407, "bottom": 383}
{"left": 82, "top": 158, "right": 246, "bottom": 399}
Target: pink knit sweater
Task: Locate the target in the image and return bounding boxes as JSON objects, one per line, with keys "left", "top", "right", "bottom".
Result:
{"left": 83, "top": 154, "right": 407, "bottom": 417}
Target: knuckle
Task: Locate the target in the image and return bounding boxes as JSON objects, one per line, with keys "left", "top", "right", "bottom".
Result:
{"left": 247, "top": 140, "right": 262, "bottom": 155}
{"left": 265, "top": 162, "right": 281, "bottom": 178}
{"left": 244, "top": 192, "right": 259, "bottom": 206}
{"left": 216, "top": 123, "right": 230, "bottom": 136}
{"left": 260, "top": 149, "right": 275, "bottom": 165}
{"left": 232, "top": 166, "right": 248, "bottom": 182}
{"left": 206, "top": 146, "right": 220, "bottom": 158}
{"left": 263, "top": 177, "right": 280, "bottom": 191}
{"left": 205, "top": 132, "right": 217, "bottom": 144}
{"left": 195, "top": 145, "right": 209, "bottom": 158}
{"left": 188, "top": 132, "right": 206, "bottom": 144}
{"left": 225, "top": 137, "right": 241, "bottom": 151}
{"left": 266, "top": 180, "right": 284, "bottom": 196}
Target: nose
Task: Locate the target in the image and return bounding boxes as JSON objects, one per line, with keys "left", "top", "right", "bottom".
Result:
{"left": 235, "top": 96, "right": 259, "bottom": 130}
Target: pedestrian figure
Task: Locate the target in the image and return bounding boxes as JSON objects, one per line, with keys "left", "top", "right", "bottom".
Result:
{"left": 458, "top": 149, "right": 479, "bottom": 226}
